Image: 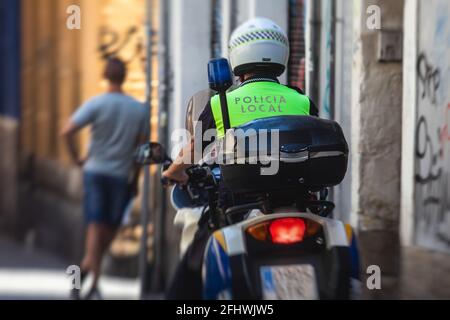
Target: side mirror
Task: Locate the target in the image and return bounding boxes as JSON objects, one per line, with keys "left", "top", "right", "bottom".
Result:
{"left": 135, "top": 142, "right": 170, "bottom": 165}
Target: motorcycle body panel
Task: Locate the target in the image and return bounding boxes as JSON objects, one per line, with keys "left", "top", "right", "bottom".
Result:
{"left": 202, "top": 211, "right": 358, "bottom": 300}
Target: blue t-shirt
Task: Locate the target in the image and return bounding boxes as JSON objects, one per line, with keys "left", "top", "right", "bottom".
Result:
{"left": 71, "top": 93, "right": 149, "bottom": 178}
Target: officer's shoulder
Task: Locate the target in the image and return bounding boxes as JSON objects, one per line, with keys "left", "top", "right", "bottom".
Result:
{"left": 211, "top": 86, "right": 238, "bottom": 105}
{"left": 188, "top": 89, "right": 214, "bottom": 118}
{"left": 192, "top": 89, "right": 214, "bottom": 101}
{"left": 211, "top": 84, "right": 238, "bottom": 96}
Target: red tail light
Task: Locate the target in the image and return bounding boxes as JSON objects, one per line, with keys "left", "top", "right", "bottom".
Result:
{"left": 269, "top": 218, "right": 306, "bottom": 244}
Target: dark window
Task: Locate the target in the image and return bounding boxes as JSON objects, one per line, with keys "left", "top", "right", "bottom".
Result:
{"left": 288, "top": 0, "right": 306, "bottom": 90}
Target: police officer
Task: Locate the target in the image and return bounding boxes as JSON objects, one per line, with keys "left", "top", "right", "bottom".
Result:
{"left": 163, "top": 17, "right": 318, "bottom": 299}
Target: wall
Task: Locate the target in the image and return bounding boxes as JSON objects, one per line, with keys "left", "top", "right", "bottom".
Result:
{"left": 167, "top": 0, "right": 290, "bottom": 147}
{"left": 414, "top": 0, "right": 450, "bottom": 252}
{"left": 319, "top": 0, "right": 333, "bottom": 120}
{"left": 402, "top": 0, "right": 450, "bottom": 253}
{"left": 21, "top": 0, "right": 147, "bottom": 172}
{"left": 168, "top": 0, "right": 212, "bottom": 150}
{"left": 234, "top": 0, "right": 289, "bottom": 83}
{"left": 333, "top": 0, "right": 353, "bottom": 223}
{"left": 351, "top": 0, "right": 404, "bottom": 296}
{"left": 0, "top": 118, "right": 18, "bottom": 229}
{"left": 0, "top": 0, "right": 20, "bottom": 230}
{"left": 288, "top": 0, "right": 306, "bottom": 89}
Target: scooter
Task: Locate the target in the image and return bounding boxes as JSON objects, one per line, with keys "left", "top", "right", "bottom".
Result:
{"left": 136, "top": 139, "right": 359, "bottom": 300}
{"left": 135, "top": 58, "right": 360, "bottom": 300}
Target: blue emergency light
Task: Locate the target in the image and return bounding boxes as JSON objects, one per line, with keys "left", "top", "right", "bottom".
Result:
{"left": 208, "top": 58, "right": 233, "bottom": 92}
{"left": 207, "top": 58, "right": 233, "bottom": 131}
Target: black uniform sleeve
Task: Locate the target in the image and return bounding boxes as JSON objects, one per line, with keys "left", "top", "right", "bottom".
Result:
{"left": 308, "top": 98, "right": 319, "bottom": 117}
{"left": 287, "top": 85, "right": 305, "bottom": 95}
{"left": 197, "top": 101, "right": 216, "bottom": 152}
{"left": 286, "top": 85, "right": 319, "bottom": 117}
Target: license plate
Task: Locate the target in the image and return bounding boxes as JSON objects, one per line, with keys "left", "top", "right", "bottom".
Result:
{"left": 260, "top": 264, "right": 318, "bottom": 300}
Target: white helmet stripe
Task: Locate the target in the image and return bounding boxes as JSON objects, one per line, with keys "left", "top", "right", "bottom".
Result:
{"left": 229, "top": 29, "right": 288, "bottom": 51}
{"left": 228, "top": 17, "right": 289, "bottom": 76}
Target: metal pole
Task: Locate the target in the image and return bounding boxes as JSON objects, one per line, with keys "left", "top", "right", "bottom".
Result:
{"left": 329, "top": 0, "right": 336, "bottom": 121}
{"left": 139, "top": 0, "right": 153, "bottom": 300}
{"left": 305, "top": 0, "right": 321, "bottom": 101}
{"left": 328, "top": 0, "right": 336, "bottom": 203}
{"left": 150, "top": 0, "right": 169, "bottom": 293}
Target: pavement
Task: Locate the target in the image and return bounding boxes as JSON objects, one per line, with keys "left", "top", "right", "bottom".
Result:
{"left": 4, "top": 233, "right": 448, "bottom": 300}
{"left": 0, "top": 236, "right": 141, "bottom": 300}
{"left": 399, "top": 246, "right": 450, "bottom": 299}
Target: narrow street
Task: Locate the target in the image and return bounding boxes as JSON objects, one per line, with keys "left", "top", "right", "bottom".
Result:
{"left": 0, "top": 0, "right": 449, "bottom": 301}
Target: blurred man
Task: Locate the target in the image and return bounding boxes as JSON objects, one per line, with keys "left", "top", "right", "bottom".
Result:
{"left": 62, "top": 57, "right": 148, "bottom": 299}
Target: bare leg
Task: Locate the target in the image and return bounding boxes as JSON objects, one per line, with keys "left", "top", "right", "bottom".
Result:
{"left": 80, "top": 223, "right": 119, "bottom": 297}
{"left": 90, "top": 224, "right": 119, "bottom": 289}
{"left": 80, "top": 224, "right": 103, "bottom": 289}
{"left": 100, "top": 224, "right": 118, "bottom": 252}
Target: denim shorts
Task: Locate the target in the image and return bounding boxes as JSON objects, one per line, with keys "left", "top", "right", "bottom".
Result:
{"left": 83, "top": 171, "right": 131, "bottom": 227}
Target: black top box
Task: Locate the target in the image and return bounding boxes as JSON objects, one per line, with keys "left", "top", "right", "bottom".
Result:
{"left": 218, "top": 116, "right": 349, "bottom": 194}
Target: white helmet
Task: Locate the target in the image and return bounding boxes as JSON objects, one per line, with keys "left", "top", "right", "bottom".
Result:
{"left": 228, "top": 17, "right": 289, "bottom": 77}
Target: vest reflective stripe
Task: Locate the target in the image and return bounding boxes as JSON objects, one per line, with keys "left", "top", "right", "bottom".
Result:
{"left": 211, "top": 81, "right": 311, "bottom": 138}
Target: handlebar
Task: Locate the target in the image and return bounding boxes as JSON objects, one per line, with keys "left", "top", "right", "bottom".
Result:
{"left": 160, "top": 162, "right": 216, "bottom": 188}
{"left": 160, "top": 161, "right": 174, "bottom": 187}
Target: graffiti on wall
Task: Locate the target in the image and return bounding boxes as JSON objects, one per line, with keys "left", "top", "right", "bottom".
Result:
{"left": 413, "top": 0, "right": 450, "bottom": 252}
{"left": 417, "top": 53, "right": 441, "bottom": 106}
{"left": 415, "top": 49, "right": 450, "bottom": 250}
{"left": 98, "top": 26, "right": 145, "bottom": 66}
{"left": 93, "top": 0, "right": 148, "bottom": 101}
{"left": 96, "top": 23, "right": 147, "bottom": 100}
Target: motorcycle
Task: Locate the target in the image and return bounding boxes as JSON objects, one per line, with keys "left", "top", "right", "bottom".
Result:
{"left": 135, "top": 58, "right": 360, "bottom": 300}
